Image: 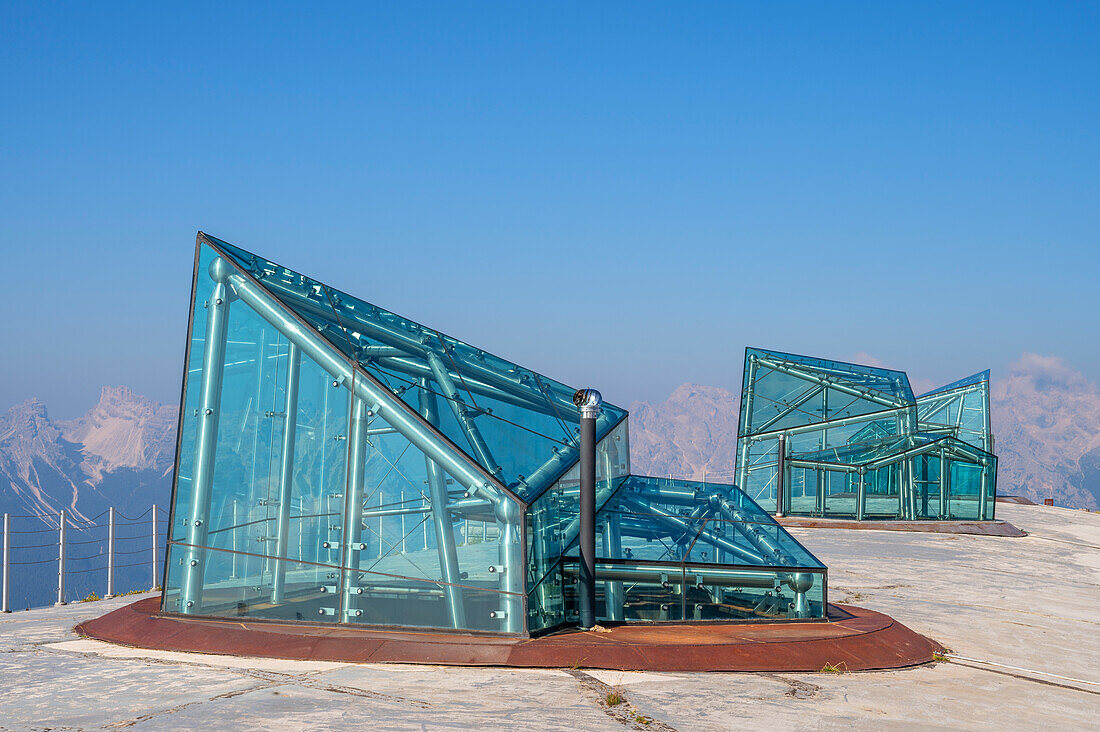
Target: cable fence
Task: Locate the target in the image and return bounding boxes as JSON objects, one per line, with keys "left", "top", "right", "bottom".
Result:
{"left": 1, "top": 505, "right": 166, "bottom": 612}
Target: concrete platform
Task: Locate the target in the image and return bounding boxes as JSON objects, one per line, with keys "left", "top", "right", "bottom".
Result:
{"left": 1, "top": 503, "right": 1097, "bottom": 730}
{"left": 76, "top": 598, "right": 940, "bottom": 672}
{"left": 777, "top": 516, "right": 1027, "bottom": 536}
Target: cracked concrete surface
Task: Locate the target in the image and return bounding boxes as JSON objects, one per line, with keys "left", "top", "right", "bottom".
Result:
{"left": 1, "top": 503, "right": 1096, "bottom": 730}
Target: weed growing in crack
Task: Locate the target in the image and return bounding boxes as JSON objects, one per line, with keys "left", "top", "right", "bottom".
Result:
{"left": 820, "top": 662, "right": 849, "bottom": 674}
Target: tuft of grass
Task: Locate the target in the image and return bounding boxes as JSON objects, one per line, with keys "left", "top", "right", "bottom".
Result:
{"left": 820, "top": 662, "right": 848, "bottom": 674}
{"left": 79, "top": 592, "right": 101, "bottom": 603}
{"left": 631, "top": 712, "right": 654, "bottom": 725}
{"left": 604, "top": 688, "right": 625, "bottom": 707}
{"left": 932, "top": 651, "right": 950, "bottom": 662}
{"left": 120, "top": 587, "right": 157, "bottom": 596}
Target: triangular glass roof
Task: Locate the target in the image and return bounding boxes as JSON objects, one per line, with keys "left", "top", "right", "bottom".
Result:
{"left": 917, "top": 369, "right": 990, "bottom": 398}
{"left": 562, "top": 475, "right": 825, "bottom": 569}
{"left": 740, "top": 347, "right": 915, "bottom": 437}
{"left": 201, "top": 233, "right": 626, "bottom": 500}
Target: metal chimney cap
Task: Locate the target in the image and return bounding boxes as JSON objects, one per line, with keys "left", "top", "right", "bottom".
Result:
{"left": 573, "top": 389, "right": 602, "bottom": 418}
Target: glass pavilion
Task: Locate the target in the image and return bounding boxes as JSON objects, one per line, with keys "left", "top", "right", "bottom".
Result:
{"left": 735, "top": 348, "right": 997, "bottom": 521}
{"left": 162, "top": 234, "right": 827, "bottom": 635}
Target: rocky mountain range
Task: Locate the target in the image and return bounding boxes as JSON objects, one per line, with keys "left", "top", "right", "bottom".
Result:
{"left": 0, "top": 386, "right": 176, "bottom": 523}
{"left": 1, "top": 352, "right": 1097, "bottom": 535}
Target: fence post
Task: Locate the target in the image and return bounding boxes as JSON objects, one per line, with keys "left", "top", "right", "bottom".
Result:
{"left": 56, "top": 510, "right": 67, "bottom": 606}
{"left": 150, "top": 504, "right": 158, "bottom": 591}
{"left": 2, "top": 513, "right": 10, "bottom": 613}
{"left": 106, "top": 507, "right": 116, "bottom": 598}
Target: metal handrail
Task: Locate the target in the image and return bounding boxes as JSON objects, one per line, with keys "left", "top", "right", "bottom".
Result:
{"left": 1, "top": 504, "right": 164, "bottom": 612}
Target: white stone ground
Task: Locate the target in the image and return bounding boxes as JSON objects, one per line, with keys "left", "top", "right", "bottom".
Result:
{"left": 1, "top": 503, "right": 1096, "bottom": 731}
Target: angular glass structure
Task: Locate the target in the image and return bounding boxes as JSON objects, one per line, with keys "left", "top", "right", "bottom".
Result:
{"left": 162, "top": 234, "right": 827, "bottom": 635}
{"left": 735, "top": 348, "right": 997, "bottom": 521}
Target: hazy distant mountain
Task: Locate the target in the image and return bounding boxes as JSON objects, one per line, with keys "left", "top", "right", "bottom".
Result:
{"left": 628, "top": 384, "right": 741, "bottom": 484}
{"left": 991, "top": 354, "right": 1100, "bottom": 510}
{"left": 0, "top": 386, "right": 176, "bottom": 522}
{"left": 2, "top": 356, "right": 1097, "bottom": 527}
{"left": 0, "top": 387, "right": 175, "bottom": 608}
{"left": 630, "top": 356, "right": 1100, "bottom": 511}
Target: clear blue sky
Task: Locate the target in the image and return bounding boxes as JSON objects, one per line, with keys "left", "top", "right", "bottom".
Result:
{"left": 2, "top": 2, "right": 1097, "bottom": 418}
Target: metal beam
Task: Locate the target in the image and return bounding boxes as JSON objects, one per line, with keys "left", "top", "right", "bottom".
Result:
{"left": 224, "top": 264, "right": 510, "bottom": 508}
{"left": 271, "top": 343, "right": 301, "bottom": 604}
{"left": 742, "top": 405, "right": 906, "bottom": 442}
{"left": 425, "top": 351, "right": 502, "bottom": 479}
{"left": 601, "top": 514, "right": 625, "bottom": 621}
{"left": 181, "top": 260, "right": 233, "bottom": 614}
{"left": 339, "top": 398, "right": 369, "bottom": 623}
{"left": 620, "top": 495, "right": 766, "bottom": 565}
{"left": 754, "top": 385, "right": 824, "bottom": 434}
{"left": 258, "top": 275, "right": 582, "bottom": 420}
{"left": 373, "top": 356, "right": 563, "bottom": 419}
{"left": 419, "top": 379, "right": 466, "bottom": 629}
{"left": 756, "top": 357, "right": 908, "bottom": 410}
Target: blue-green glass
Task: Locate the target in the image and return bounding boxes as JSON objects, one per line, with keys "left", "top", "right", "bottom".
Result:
{"left": 164, "top": 241, "right": 525, "bottom": 631}
{"left": 916, "top": 371, "right": 992, "bottom": 452}
{"left": 166, "top": 237, "right": 832, "bottom": 634}
{"left": 550, "top": 476, "right": 827, "bottom": 623}
{"left": 207, "top": 234, "right": 627, "bottom": 500}
{"left": 739, "top": 347, "right": 915, "bottom": 438}
{"left": 736, "top": 348, "right": 997, "bottom": 523}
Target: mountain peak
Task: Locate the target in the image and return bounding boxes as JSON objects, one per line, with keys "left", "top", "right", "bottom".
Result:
{"left": 4, "top": 397, "right": 50, "bottom": 420}
{"left": 59, "top": 387, "right": 178, "bottom": 480}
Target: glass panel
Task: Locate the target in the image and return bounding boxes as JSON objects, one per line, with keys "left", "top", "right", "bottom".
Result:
{"left": 525, "top": 421, "right": 631, "bottom": 587}
{"left": 739, "top": 347, "right": 915, "bottom": 438}
{"left": 538, "top": 475, "right": 828, "bottom": 627}
{"left": 207, "top": 233, "right": 627, "bottom": 499}
{"left": 163, "top": 241, "right": 525, "bottom": 633}
{"left": 916, "top": 371, "right": 992, "bottom": 452}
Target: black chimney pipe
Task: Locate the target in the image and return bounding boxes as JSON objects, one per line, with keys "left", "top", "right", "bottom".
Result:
{"left": 573, "top": 388, "right": 602, "bottom": 630}
{"left": 776, "top": 432, "right": 787, "bottom": 518}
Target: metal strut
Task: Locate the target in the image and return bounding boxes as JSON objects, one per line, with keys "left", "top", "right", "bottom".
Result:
{"left": 223, "top": 263, "right": 503, "bottom": 502}
{"left": 339, "top": 397, "right": 370, "bottom": 622}
{"left": 181, "top": 259, "right": 234, "bottom": 614}
{"left": 425, "top": 350, "right": 501, "bottom": 479}
{"left": 419, "top": 378, "right": 467, "bottom": 629}
{"left": 271, "top": 342, "right": 301, "bottom": 604}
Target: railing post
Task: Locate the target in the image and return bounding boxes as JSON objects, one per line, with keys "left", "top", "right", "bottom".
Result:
{"left": 56, "top": 510, "right": 67, "bottom": 606}
{"left": 2, "top": 513, "right": 10, "bottom": 613}
{"left": 150, "top": 504, "right": 158, "bottom": 591}
{"left": 106, "top": 507, "right": 116, "bottom": 598}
